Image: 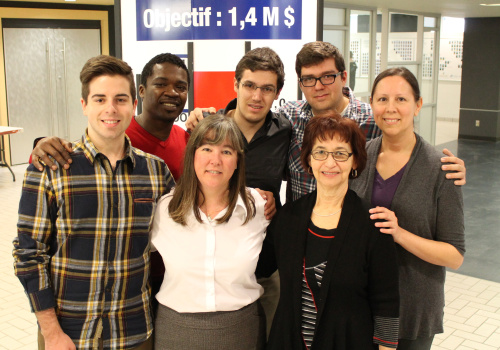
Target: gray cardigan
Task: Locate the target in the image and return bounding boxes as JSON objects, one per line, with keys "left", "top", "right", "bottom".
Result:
{"left": 350, "top": 134, "right": 465, "bottom": 340}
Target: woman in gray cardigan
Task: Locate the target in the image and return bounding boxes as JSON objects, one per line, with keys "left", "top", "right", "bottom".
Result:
{"left": 350, "top": 67, "right": 465, "bottom": 350}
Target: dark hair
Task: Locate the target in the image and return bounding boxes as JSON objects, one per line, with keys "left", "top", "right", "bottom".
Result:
{"left": 235, "top": 47, "right": 285, "bottom": 91}
{"left": 140, "top": 53, "right": 190, "bottom": 87}
{"left": 295, "top": 41, "right": 346, "bottom": 77}
{"left": 168, "top": 114, "right": 255, "bottom": 226}
{"left": 300, "top": 113, "right": 367, "bottom": 179}
{"left": 371, "top": 67, "right": 421, "bottom": 101}
{"left": 80, "top": 55, "right": 135, "bottom": 103}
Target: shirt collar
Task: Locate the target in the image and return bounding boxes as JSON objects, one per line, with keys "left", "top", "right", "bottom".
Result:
{"left": 234, "top": 192, "right": 249, "bottom": 218}
{"left": 224, "top": 98, "right": 238, "bottom": 114}
{"left": 301, "top": 101, "right": 314, "bottom": 117}
{"left": 342, "top": 87, "right": 355, "bottom": 116}
{"left": 343, "top": 86, "right": 354, "bottom": 105}
{"left": 80, "top": 130, "right": 136, "bottom": 168}
{"left": 193, "top": 193, "right": 249, "bottom": 224}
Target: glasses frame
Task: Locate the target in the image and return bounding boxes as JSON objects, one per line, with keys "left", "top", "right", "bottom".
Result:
{"left": 299, "top": 71, "right": 343, "bottom": 87}
{"left": 310, "top": 150, "right": 353, "bottom": 162}
{"left": 240, "top": 81, "right": 277, "bottom": 96}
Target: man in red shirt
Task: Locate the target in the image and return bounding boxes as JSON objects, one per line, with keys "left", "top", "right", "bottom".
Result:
{"left": 126, "top": 53, "right": 190, "bottom": 181}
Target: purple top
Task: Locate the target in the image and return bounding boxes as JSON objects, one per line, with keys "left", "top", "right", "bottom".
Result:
{"left": 371, "top": 164, "right": 407, "bottom": 209}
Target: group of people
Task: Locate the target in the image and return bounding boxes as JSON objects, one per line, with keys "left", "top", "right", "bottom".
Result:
{"left": 14, "top": 41, "right": 465, "bottom": 350}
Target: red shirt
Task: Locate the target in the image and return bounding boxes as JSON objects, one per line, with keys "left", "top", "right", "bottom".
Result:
{"left": 126, "top": 117, "right": 189, "bottom": 181}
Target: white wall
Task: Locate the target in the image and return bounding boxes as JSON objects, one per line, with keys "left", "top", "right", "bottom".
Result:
{"left": 437, "top": 80, "right": 461, "bottom": 121}
{"left": 436, "top": 17, "right": 464, "bottom": 122}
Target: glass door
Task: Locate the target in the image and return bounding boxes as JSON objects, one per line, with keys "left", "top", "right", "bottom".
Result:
{"left": 323, "top": 4, "right": 377, "bottom": 103}
{"left": 386, "top": 12, "right": 440, "bottom": 144}
{"left": 4, "top": 26, "right": 101, "bottom": 164}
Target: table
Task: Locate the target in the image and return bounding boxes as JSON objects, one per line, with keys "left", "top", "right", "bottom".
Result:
{"left": 0, "top": 126, "right": 23, "bottom": 181}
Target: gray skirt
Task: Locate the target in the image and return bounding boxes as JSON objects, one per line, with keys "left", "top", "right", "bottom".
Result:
{"left": 154, "top": 301, "right": 266, "bottom": 350}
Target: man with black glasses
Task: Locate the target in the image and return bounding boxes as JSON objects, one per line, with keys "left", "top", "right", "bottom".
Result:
{"left": 282, "top": 41, "right": 380, "bottom": 201}
{"left": 283, "top": 41, "right": 465, "bottom": 201}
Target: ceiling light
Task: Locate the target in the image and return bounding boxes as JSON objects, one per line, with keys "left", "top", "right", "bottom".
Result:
{"left": 480, "top": 3, "right": 500, "bottom": 6}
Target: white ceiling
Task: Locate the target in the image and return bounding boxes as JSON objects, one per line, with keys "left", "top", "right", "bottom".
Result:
{"left": 1, "top": 0, "right": 499, "bottom": 18}
{"left": 326, "top": 0, "right": 500, "bottom": 18}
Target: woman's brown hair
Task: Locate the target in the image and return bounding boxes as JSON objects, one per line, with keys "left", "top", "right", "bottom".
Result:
{"left": 300, "top": 112, "right": 367, "bottom": 179}
{"left": 168, "top": 114, "right": 255, "bottom": 225}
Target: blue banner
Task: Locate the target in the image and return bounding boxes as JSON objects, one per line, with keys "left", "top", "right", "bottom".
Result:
{"left": 136, "top": 0, "right": 302, "bottom": 41}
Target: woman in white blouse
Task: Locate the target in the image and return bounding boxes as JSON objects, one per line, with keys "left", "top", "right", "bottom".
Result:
{"left": 151, "top": 114, "right": 269, "bottom": 349}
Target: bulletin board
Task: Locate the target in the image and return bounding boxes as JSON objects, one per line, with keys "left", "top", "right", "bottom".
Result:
{"left": 439, "top": 36, "right": 463, "bottom": 81}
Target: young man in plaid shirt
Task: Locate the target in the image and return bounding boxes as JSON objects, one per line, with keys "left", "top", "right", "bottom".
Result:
{"left": 13, "top": 55, "right": 174, "bottom": 350}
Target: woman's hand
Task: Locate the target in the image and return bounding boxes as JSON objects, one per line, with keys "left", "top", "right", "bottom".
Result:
{"left": 369, "top": 206, "right": 404, "bottom": 242}
{"left": 369, "top": 206, "right": 463, "bottom": 269}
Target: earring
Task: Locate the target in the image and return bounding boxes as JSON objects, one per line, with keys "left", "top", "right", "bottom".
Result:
{"left": 308, "top": 167, "right": 313, "bottom": 175}
{"left": 351, "top": 169, "right": 358, "bottom": 178}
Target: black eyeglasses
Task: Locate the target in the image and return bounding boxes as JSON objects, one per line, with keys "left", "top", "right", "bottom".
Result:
{"left": 311, "top": 150, "right": 353, "bottom": 162}
{"left": 299, "top": 72, "right": 343, "bottom": 87}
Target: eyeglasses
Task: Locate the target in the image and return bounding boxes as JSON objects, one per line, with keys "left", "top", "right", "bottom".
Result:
{"left": 299, "top": 72, "right": 343, "bottom": 87}
{"left": 311, "top": 150, "right": 353, "bottom": 162}
{"left": 240, "top": 82, "right": 277, "bottom": 96}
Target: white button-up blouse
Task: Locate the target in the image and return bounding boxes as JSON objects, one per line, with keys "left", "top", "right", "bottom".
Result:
{"left": 151, "top": 188, "right": 270, "bottom": 313}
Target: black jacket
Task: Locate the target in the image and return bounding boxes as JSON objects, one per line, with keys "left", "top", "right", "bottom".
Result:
{"left": 257, "top": 190, "right": 399, "bottom": 349}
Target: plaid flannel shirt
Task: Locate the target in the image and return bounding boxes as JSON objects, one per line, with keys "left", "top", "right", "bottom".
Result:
{"left": 279, "top": 87, "right": 381, "bottom": 202}
{"left": 13, "top": 133, "right": 174, "bottom": 349}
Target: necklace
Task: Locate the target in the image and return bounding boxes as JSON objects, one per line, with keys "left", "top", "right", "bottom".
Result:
{"left": 201, "top": 203, "right": 227, "bottom": 222}
{"left": 312, "top": 208, "right": 342, "bottom": 217}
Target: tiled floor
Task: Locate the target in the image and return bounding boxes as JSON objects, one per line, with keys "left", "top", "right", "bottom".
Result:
{"left": 1, "top": 127, "right": 500, "bottom": 349}
{"left": 0, "top": 164, "right": 37, "bottom": 349}
{"left": 434, "top": 273, "right": 500, "bottom": 349}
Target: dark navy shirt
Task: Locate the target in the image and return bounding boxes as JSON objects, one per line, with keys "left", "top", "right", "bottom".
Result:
{"left": 222, "top": 98, "right": 292, "bottom": 207}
